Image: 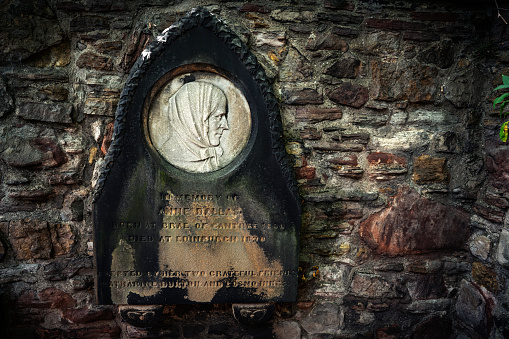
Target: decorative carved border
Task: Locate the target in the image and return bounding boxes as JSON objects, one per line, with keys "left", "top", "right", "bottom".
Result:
{"left": 92, "top": 7, "right": 299, "bottom": 203}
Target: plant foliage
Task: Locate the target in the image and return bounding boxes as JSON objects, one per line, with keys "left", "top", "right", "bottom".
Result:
{"left": 493, "top": 75, "right": 509, "bottom": 142}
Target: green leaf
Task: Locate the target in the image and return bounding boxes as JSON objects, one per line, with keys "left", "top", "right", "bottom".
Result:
{"left": 494, "top": 93, "right": 509, "bottom": 107}
{"left": 503, "top": 75, "right": 509, "bottom": 86}
{"left": 500, "top": 121, "right": 509, "bottom": 142}
{"left": 494, "top": 84, "right": 509, "bottom": 91}
{"left": 501, "top": 101, "right": 509, "bottom": 117}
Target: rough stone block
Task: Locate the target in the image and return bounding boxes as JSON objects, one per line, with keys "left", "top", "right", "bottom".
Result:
{"left": 280, "top": 48, "right": 314, "bottom": 82}
{"left": 367, "top": 152, "right": 407, "bottom": 180}
{"left": 253, "top": 31, "right": 286, "bottom": 48}
{"left": 331, "top": 26, "right": 358, "bottom": 37}
{"left": 403, "top": 31, "right": 439, "bottom": 41}
{"left": 37, "top": 86, "right": 69, "bottom": 102}
{"left": 328, "top": 83, "right": 369, "bottom": 108}
{"left": 317, "top": 12, "right": 364, "bottom": 26}
{"left": 16, "top": 102, "right": 72, "bottom": 124}
{"left": 417, "top": 39, "right": 455, "bottom": 69}
{"left": 328, "top": 155, "right": 358, "bottom": 167}
{"left": 239, "top": 4, "right": 269, "bottom": 13}
{"left": 412, "top": 155, "right": 448, "bottom": 184}
{"left": 306, "top": 33, "right": 348, "bottom": 51}
{"left": 365, "top": 18, "right": 429, "bottom": 31}
{"left": 350, "top": 31, "right": 400, "bottom": 56}
{"left": 49, "top": 223, "right": 75, "bottom": 256}
{"left": 469, "top": 235, "right": 490, "bottom": 260}
{"left": 371, "top": 60, "right": 438, "bottom": 103}
{"left": 472, "top": 262, "right": 498, "bottom": 293}
{"left": 83, "top": 98, "right": 118, "bottom": 116}
{"left": 63, "top": 306, "right": 114, "bottom": 324}
{"left": 359, "top": 186, "right": 469, "bottom": 255}
{"left": 301, "top": 303, "right": 344, "bottom": 334}
{"left": 76, "top": 52, "right": 114, "bottom": 71}
{"left": 350, "top": 273, "right": 397, "bottom": 298}
{"left": 324, "top": 57, "right": 361, "bottom": 79}
{"left": 496, "top": 229, "right": 509, "bottom": 267}
{"left": 295, "top": 107, "right": 342, "bottom": 123}
{"left": 411, "top": 12, "right": 459, "bottom": 22}
{"left": 299, "top": 127, "right": 322, "bottom": 140}
{"left": 455, "top": 281, "right": 489, "bottom": 337}
{"left": 38, "top": 288, "right": 76, "bottom": 309}
{"left": 407, "top": 275, "right": 446, "bottom": 300}
{"left": 10, "top": 219, "right": 52, "bottom": 260}
{"left": 284, "top": 88, "right": 323, "bottom": 105}
{"left": 273, "top": 321, "right": 301, "bottom": 339}
{"left": 0, "top": 78, "right": 13, "bottom": 118}
{"left": 121, "top": 31, "right": 153, "bottom": 73}
{"left": 295, "top": 166, "right": 316, "bottom": 180}
{"left": 95, "top": 41, "right": 123, "bottom": 56}
{"left": 70, "top": 15, "right": 110, "bottom": 32}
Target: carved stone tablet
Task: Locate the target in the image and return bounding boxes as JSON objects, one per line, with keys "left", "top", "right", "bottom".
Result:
{"left": 93, "top": 8, "right": 300, "bottom": 305}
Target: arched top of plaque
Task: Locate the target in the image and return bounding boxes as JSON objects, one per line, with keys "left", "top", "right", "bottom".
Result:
{"left": 92, "top": 7, "right": 297, "bottom": 202}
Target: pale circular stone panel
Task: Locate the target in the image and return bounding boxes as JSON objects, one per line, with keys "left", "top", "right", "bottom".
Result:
{"left": 148, "top": 72, "right": 251, "bottom": 173}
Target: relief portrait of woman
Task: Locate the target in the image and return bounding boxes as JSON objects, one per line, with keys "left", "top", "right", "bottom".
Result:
{"left": 147, "top": 73, "right": 252, "bottom": 173}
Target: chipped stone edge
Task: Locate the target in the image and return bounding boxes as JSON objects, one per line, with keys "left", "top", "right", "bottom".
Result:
{"left": 92, "top": 7, "right": 299, "bottom": 203}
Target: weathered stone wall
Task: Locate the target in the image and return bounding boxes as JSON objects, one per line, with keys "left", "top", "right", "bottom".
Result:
{"left": 0, "top": 0, "right": 508, "bottom": 337}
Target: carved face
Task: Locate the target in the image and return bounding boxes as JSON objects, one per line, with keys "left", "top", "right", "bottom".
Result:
{"left": 207, "top": 101, "right": 229, "bottom": 146}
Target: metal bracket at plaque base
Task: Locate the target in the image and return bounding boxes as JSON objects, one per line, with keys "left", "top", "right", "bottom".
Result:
{"left": 119, "top": 305, "right": 163, "bottom": 328}
{"left": 232, "top": 303, "right": 274, "bottom": 325}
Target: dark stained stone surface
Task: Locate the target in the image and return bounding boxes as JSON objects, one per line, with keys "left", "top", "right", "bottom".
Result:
{"left": 93, "top": 9, "right": 300, "bottom": 305}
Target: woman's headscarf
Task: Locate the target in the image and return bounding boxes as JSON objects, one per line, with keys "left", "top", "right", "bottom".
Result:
{"left": 165, "top": 81, "right": 227, "bottom": 171}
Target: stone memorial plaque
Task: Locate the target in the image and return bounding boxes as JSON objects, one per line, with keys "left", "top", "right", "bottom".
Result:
{"left": 93, "top": 8, "right": 301, "bottom": 305}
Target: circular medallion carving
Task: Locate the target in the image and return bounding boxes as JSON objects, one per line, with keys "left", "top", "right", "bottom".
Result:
{"left": 147, "top": 71, "right": 251, "bottom": 173}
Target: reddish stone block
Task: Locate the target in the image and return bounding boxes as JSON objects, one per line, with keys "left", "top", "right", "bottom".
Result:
{"left": 9, "top": 189, "right": 54, "bottom": 201}
{"left": 411, "top": 12, "right": 459, "bottom": 22}
{"left": 63, "top": 306, "right": 115, "bottom": 324}
{"left": 306, "top": 33, "right": 348, "bottom": 51}
{"left": 95, "top": 41, "right": 123, "bottom": 56}
{"left": 340, "top": 133, "right": 369, "bottom": 144}
{"left": 239, "top": 4, "right": 269, "bottom": 13}
{"left": 101, "top": 122, "right": 115, "bottom": 155}
{"left": 367, "top": 152, "right": 406, "bottom": 165}
{"left": 366, "top": 18, "right": 429, "bottom": 31}
{"left": 295, "top": 166, "right": 316, "bottom": 180}
{"left": 76, "top": 52, "right": 113, "bottom": 71}
{"left": 284, "top": 88, "right": 323, "bottom": 105}
{"left": 359, "top": 186, "right": 469, "bottom": 255}
{"left": 300, "top": 127, "right": 322, "bottom": 140}
{"left": 295, "top": 107, "right": 342, "bottom": 123}
{"left": 412, "top": 155, "right": 448, "bottom": 184}
{"left": 328, "top": 83, "right": 369, "bottom": 108}
{"left": 34, "top": 137, "right": 68, "bottom": 167}
{"left": 39, "top": 288, "right": 76, "bottom": 309}
{"left": 328, "top": 155, "right": 358, "bottom": 167}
